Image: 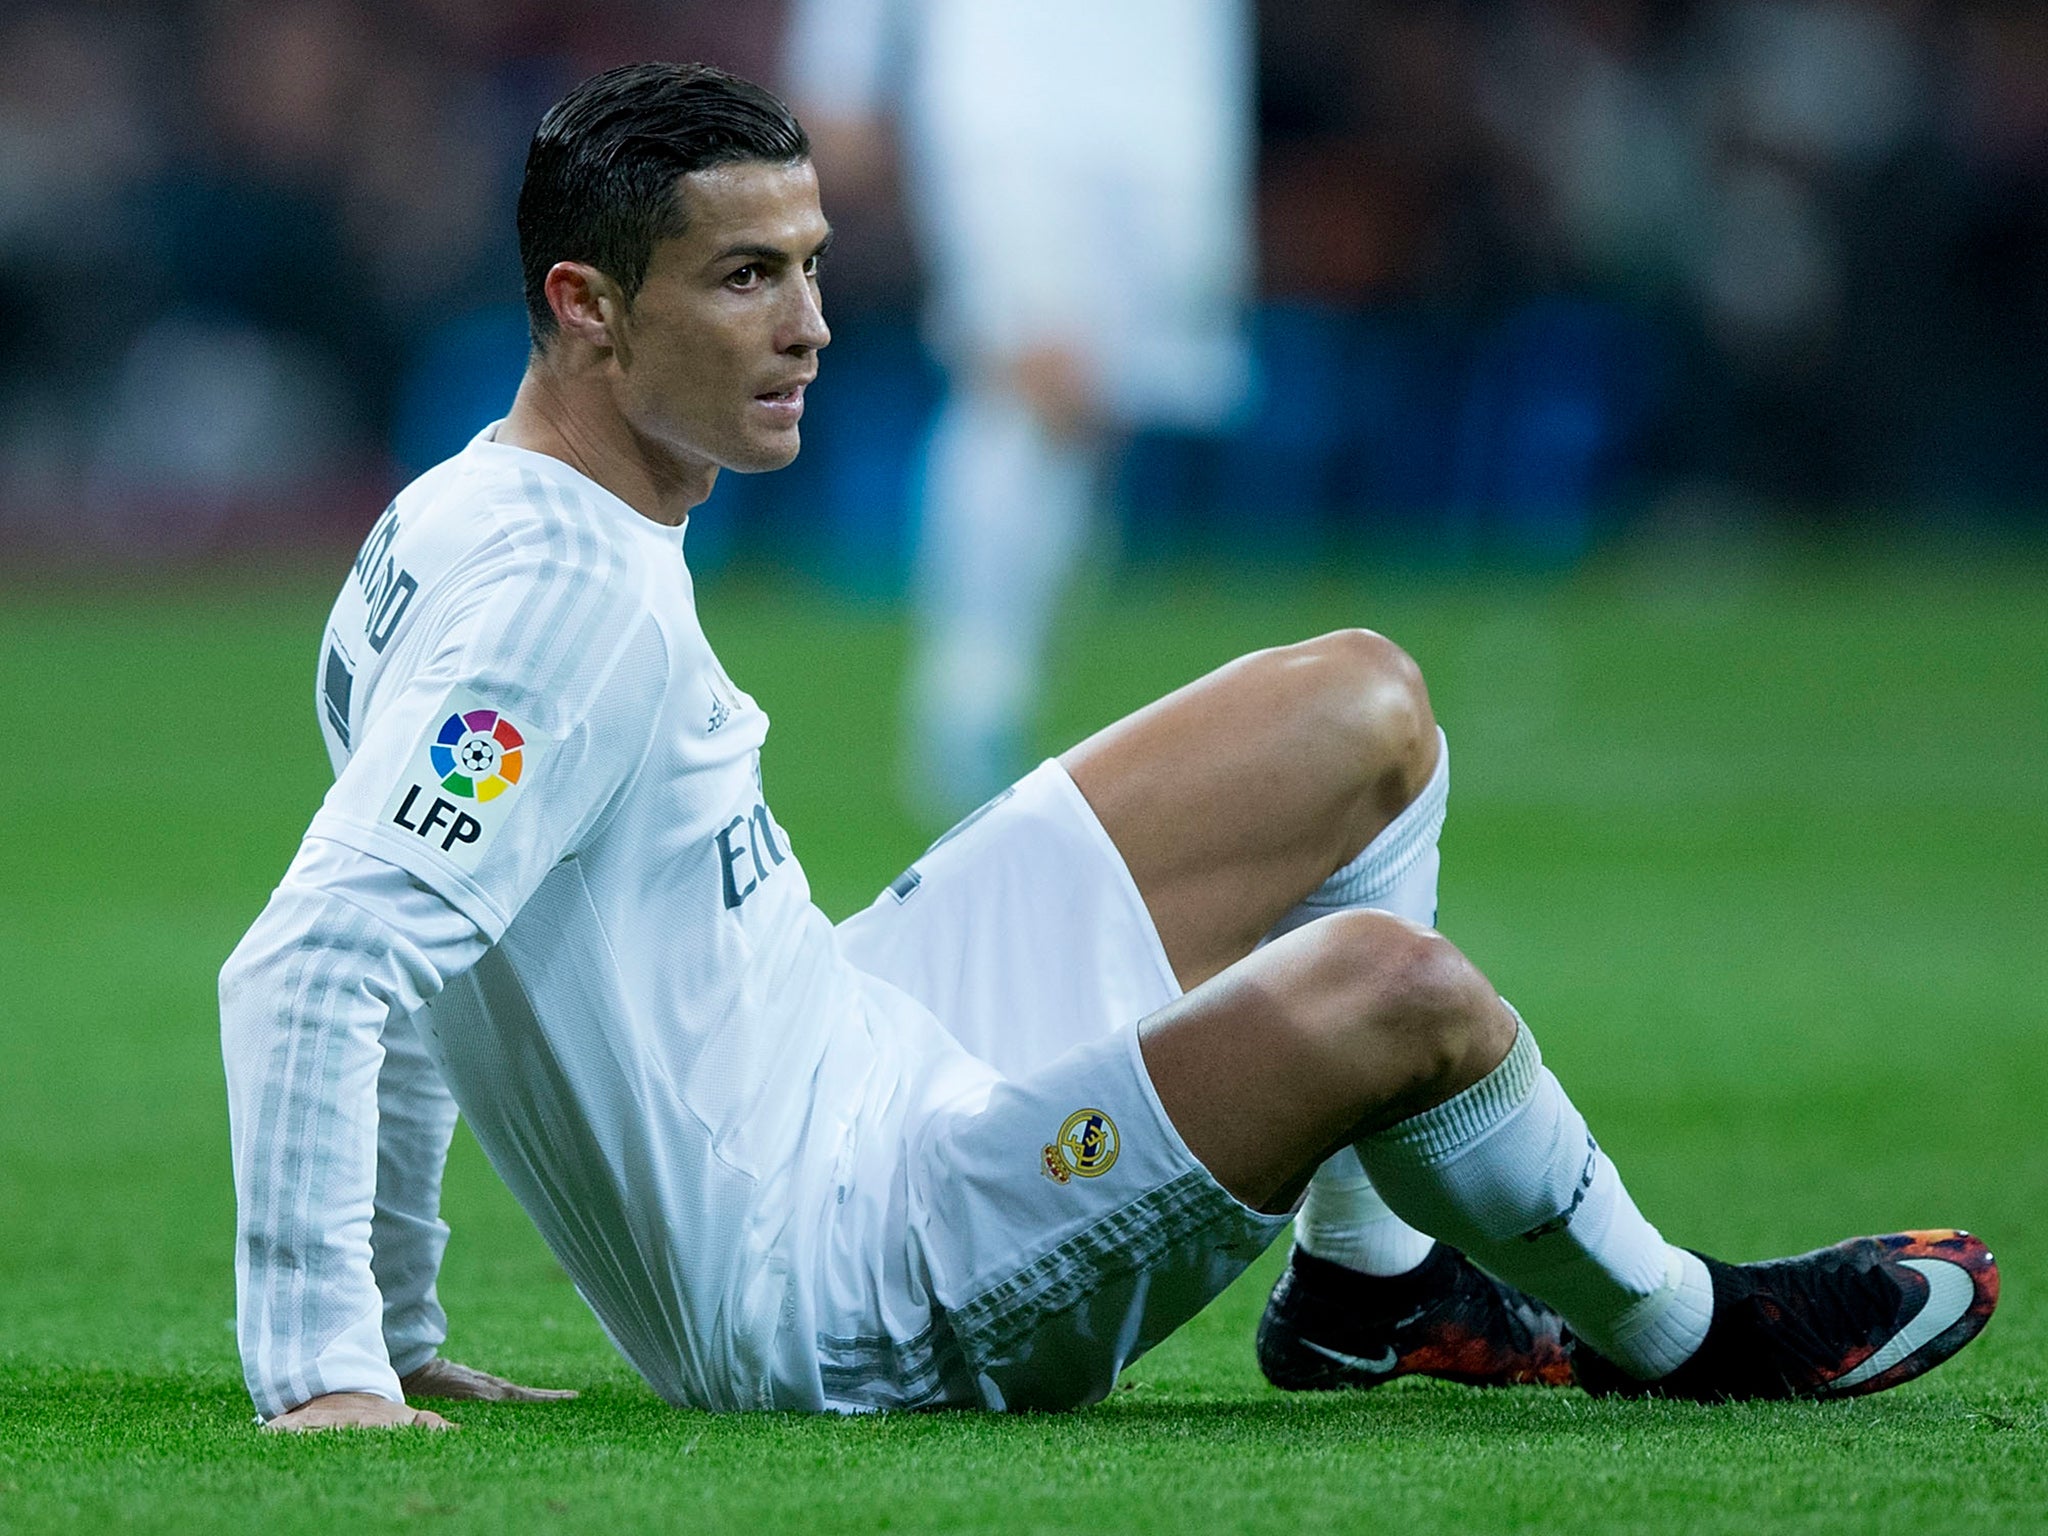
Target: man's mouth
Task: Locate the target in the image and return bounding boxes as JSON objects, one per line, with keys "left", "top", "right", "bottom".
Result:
{"left": 752, "top": 381, "right": 809, "bottom": 424}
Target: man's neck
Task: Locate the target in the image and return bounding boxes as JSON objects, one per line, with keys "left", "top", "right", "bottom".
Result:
{"left": 499, "top": 366, "right": 716, "bottom": 527}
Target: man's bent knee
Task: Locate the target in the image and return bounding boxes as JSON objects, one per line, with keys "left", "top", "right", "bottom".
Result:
{"left": 1293, "top": 910, "right": 1512, "bottom": 1128}
{"left": 1261, "top": 631, "right": 1438, "bottom": 842}
{"left": 1135, "top": 910, "right": 1513, "bottom": 1209}
{"left": 1305, "top": 629, "right": 1437, "bottom": 803}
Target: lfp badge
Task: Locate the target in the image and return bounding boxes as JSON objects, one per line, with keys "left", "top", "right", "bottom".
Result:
{"left": 431, "top": 709, "right": 526, "bottom": 801}
{"left": 382, "top": 689, "right": 550, "bottom": 873}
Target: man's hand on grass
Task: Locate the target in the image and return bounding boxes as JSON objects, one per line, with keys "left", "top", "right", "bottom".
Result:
{"left": 262, "top": 1392, "right": 456, "bottom": 1432}
{"left": 261, "top": 1361, "right": 575, "bottom": 1431}
{"left": 400, "top": 1357, "right": 579, "bottom": 1403}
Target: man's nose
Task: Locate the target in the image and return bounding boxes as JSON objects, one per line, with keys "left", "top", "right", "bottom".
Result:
{"left": 784, "top": 278, "right": 830, "bottom": 354}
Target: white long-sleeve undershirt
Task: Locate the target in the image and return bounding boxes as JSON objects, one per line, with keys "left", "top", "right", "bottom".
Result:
{"left": 220, "top": 837, "right": 486, "bottom": 1420}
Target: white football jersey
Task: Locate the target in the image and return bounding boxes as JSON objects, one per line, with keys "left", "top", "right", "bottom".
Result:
{"left": 223, "top": 426, "right": 976, "bottom": 1415}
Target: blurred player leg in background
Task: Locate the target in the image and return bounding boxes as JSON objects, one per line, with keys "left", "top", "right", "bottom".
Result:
{"left": 910, "top": 371, "right": 1097, "bottom": 810}
{"left": 785, "top": 0, "right": 1255, "bottom": 818}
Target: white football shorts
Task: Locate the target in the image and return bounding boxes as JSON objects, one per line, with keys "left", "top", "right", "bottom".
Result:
{"left": 823, "top": 760, "right": 1288, "bottom": 1412}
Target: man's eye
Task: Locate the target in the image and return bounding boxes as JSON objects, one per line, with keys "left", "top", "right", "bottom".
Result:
{"left": 802, "top": 255, "right": 821, "bottom": 277}
{"left": 727, "top": 265, "right": 762, "bottom": 288}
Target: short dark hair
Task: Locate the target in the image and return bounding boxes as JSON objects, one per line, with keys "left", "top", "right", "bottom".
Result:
{"left": 517, "top": 62, "right": 810, "bottom": 347}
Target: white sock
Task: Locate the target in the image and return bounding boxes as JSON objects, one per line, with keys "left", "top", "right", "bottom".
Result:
{"left": 1287, "top": 731, "right": 1448, "bottom": 1276}
{"left": 1297, "top": 1147, "right": 1439, "bottom": 1275}
{"left": 1357, "top": 1017, "right": 1714, "bottom": 1380}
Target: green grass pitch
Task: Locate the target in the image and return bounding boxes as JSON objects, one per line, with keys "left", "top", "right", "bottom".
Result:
{"left": 1, "top": 548, "right": 2043, "bottom": 1534}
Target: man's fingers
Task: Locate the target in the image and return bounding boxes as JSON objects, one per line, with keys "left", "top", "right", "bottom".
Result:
{"left": 487, "top": 1381, "right": 580, "bottom": 1402}
{"left": 262, "top": 1392, "right": 458, "bottom": 1432}
{"left": 400, "top": 1357, "right": 580, "bottom": 1403}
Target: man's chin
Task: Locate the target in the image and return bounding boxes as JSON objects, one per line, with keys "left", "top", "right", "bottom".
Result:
{"left": 725, "top": 431, "right": 802, "bottom": 475}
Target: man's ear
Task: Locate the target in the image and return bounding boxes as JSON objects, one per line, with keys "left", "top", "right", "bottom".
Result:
{"left": 543, "top": 262, "right": 624, "bottom": 351}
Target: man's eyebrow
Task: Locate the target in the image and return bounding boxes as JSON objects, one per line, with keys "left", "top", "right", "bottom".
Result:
{"left": 708, "top": 229, "right": 835, "bottom": 267}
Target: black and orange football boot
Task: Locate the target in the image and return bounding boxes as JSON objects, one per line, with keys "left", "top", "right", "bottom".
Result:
{"left": 1572, "top": 1229, "right": 1999, "bottom": 1401}
{"left": 1257, "top": 1242, "right": 1573, "bottom": 1392}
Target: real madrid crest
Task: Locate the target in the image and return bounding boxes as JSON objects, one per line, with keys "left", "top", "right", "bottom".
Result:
{"left": 1042, "top": 1108, "right": 1119, "bottom": 1184}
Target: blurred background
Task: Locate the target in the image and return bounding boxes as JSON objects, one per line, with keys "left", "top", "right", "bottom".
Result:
{"left": 1, "top": 6, "right": 2043, "bottom": 1488}
{"left": 2, "top": 0, "right": 2042, "bottom": 571}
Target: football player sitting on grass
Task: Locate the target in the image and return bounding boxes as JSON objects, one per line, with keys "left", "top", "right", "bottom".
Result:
{"left": 221, "top": 63, "right": 1997, "bottom": 1430}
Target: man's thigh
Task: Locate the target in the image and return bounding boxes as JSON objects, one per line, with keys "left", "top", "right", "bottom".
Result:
{"left": 836, "top": 760, "right": 1180, "bottom": 1079}
{"left": 1061, "top": 631, "right": 1440, "bottom": 990}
